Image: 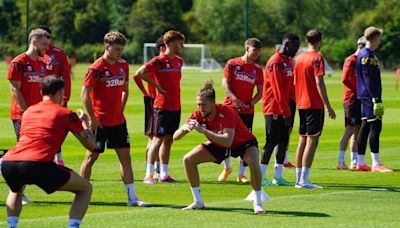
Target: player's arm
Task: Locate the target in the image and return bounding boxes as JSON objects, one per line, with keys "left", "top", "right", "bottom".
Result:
{"left": 133, "top": 74, "right": 149, "bottom": 96}
{"left": 60, "top": 54, "right": 71, "bottom": 107}
{"left": 316, "top": 76, "right": 336, "bottom": 119}
{"left": 361, "top": 57, "right": 381, "bottom": 101}
{"left": 81, "top": 85, "right": 101, "bottom": 133}
{"left": 246, "top": 83, "right": 263, "bottom": 109}
{"left": 269, "top": 64, "right": 291, "bottom": 118}
{"left": 341, "top": 60, "right": 354, "bottom": 89}
{"left": 173, "top": 123, "right": 193, "bottom": 140}
{"left": 73, "top": 112, "right": 95, "bottom": 151}
{"left": 9, "top": 80, "right": 28, "bottom": 111}
{"left": 135, "top": 65, "right": 166, "bottom": 93}
{"left": 195, "top": 124, "right": 235, "bottom": 148}
{"left": 222, "top": 77, "right": 244, "bottom": 109}
{"left": 122, "top": 81, "right": 129, "bottom": 111}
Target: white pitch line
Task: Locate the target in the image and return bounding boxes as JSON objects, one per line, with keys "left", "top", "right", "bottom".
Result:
{"left": 0, "top": 189, "right": 386, "bottom": 225}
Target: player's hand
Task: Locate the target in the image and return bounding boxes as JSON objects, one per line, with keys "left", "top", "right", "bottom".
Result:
{"left": 232, "top": 97, "right": 245, "bottom": 110}
{"left": 193, "top": 121, "right": 206, "bottom": 134}
{"left": 89, "top": 116, "right": 102, "bottom": 135}
{"left": 327, "top": 106, "right": 336, "bottom": 119}
{"left": 373, "top": 98, "right": 384, "bottom": 117}
{"left": 156, "top": 85, "right": 167, "bottom": 94}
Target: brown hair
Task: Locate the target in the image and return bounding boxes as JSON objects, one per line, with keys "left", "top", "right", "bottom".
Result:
{"left": 306, "top": 29, "right": 322, "bottom": 45}
{"left": 104, "top": 31, "right": 127, "bottom": 46}
{"left": 163, "top": 30, "right": 185, "bottom": 44}
{"left": 197, "top": 80, "right": 215, "bottom": 102}
{"left": 364, "top": 26, "right": 383, "bottom": 41}
{"left": 41, "top": 75, "right": 65, "bottom": 95}
{"left": 29, "top": 28, "right": 51, "bottom": 42}
{"left": 245, "top": 38, "right": 262, "bottom": 49}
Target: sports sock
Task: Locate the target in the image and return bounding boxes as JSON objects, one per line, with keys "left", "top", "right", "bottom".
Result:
{"left": 145, "top": 163, "right": 153, "bottom": 177}
{"left": 223, "top": 158, "right": 231, "bottom": 169}
{"left": 295, "top": 168, "right": 301, "bottom": 184}
{"left": 357, "top": 155, "right": 365, "bottom": 165}
{"left": 254, "top": 190, "right": 262, "bottom": 206}
{"left": 56, "top": 152, "right": 63, "bottom": 161}
{"left": 68, "top": 219, "right": 82, "bottom": 228}
{"left": 274, "top": 164, "right": 283, "bottom": 179}
{"left": 154, "top": 161, "right": 160, "bottom": 174}
{"left": 7, "top": 216, "right": 18, "bottom": 228}
{"left": 351, "top": 151, "right": 358, "bottom": 165}
{"left": 284, "top": 151, "right": 289, "bottom": 164}
{"left": 160, "top": 164, "right": 168, "bottom": 179}
{"left": 260, "top": 164, "right": 267, "bottom": 179}
{"left": 371, "top": 152, "right": 381, "bottom": 167}
{"left": 338, "top": 150, "right": 345, "bottom": 164}
{"left": 301, "top": 167, "right": 310, "bottom": 184}
{"left": 238, "top": 162, "right": 246, "bottom": 176}
{"left": 190, "top": 187, "right": 203, "bottom": 204}
{"left": 125, "top": 183, "right": 137, "bottom": 201}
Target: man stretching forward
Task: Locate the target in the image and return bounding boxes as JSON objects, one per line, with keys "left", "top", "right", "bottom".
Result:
{"left": 294, "top": 29, "right": 336, "bottom": 189}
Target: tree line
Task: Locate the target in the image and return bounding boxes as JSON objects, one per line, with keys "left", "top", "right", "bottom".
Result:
{"left": 0, "top": 0, "right": 399, "bottom": 67}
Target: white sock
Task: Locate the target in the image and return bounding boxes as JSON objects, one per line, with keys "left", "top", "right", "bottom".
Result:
{"left": 300, "top": 167, "right": 310, "bottom": 184}
{"left": 260, "top": 164, "right": 267, "bottom": 179}
{"left": 223, "top": 158, "right": 231, "bottom": 169}
{"left": 146, "top": 163, "right": 153, "bottom": 177}
{"left": 371, "top": 152, "right": 381, "bottom": 167}
{"left": 190, "top": 187, "right": 203, "bottom": 204}
{"left": 351, "top": 152, "right": 358, "bottom": 165}
{"left": 7, "top": 216, "right": 19, "bottom": 228}
{"left": 274, "top": 164, "right": 284, "bottom": 179}
{"left": 126, "top": 183, "right": 137, "bottom": 201}
{"left": 295, "top": 168, "right": 301, "bottom": 184}
{"left": 160, "top": 164, "right": 168, "bottom": 179}
{"left": 238, "top": 162, "right": 246, "bottom": 176}
{"left": 68, "top": 219, "right": 82, "bottom": 228}
{"left": 357, "top": 155, "right": 365, "bottom": 165}
{"left": 56, "top": 152, "right": 63, "bottom": 161}
{"left": 338, "top": 150, "right": 345, "bottom": 164}
{"left": 154, "top": 161, "right": 160, "bottom": 173}
{"left": 284, "top": 151, "right": 289, "bottom": 164}
{"left": 254, "top": 190, "right": 262, "bottom": 206}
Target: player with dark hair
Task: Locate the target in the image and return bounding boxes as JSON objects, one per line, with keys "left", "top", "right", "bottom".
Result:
{"left": 133, "top": 36, "right": 166, "bottom": 179}
{"left": 2, "top": 75, "right": 95, "bottom": 228}
{"left": 261, "top": 32, "right": 300, "bottom": 186}
{"left": 136, "top": 30, "right": 185, "bottom": 184}
{"left": 79, "top": 31, "right": 149, "bottom": 206}
{"left": 218, "top": 37, "right": 264, "bottom": 183}
{"left": 337, "top": 36, "right": 366, "bottom": 170}
{"left": 294, "top": 29, "right": 336, "bottom": 189}
{"left": 7, "top": 28, "right": 51, "bottom": 204}
{"left": 174, "top": 81, "right": 266, "bottom": 214}
{"left": 355, "top": 26, "right": 392, "bottom": 172}
{"left": 38, "top": 25, "right": 72, "bottom": 166}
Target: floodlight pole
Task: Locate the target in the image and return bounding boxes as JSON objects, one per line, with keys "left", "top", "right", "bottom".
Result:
{"left": 244, "top": 0, "right": 249, "bottom": 40}
{"left": 26, "top": 0, "right": 29, "bottom": 49}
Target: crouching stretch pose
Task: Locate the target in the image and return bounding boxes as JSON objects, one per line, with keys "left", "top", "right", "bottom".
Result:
{"left": 173, "top": 81, "right": 265, "bottom": 214}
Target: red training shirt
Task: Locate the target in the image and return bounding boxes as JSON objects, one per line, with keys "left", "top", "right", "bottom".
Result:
{"left": 7, "top": 53, "right": 47, "bottom": 120}
{"left": 294, "top": 50, "right": 325, "bottom": 109}
{"left": 188, "top": 104, "right": 256, "bottom": 149}
{"left": 262, "top": 51, "right": 293, "bottom": 118}
{"left": 83, "top": 57, "right": 129, "bottom": 126}
{"left": 133, "top": 72, "right": 157, "bottom": 98}
{"left": 223, "top": 57, "right": 264, "bottom": 114}
{"left": 145, "top": 53, "right": 183, "bottom": 111}
{"left": 42, "top": 44, "right": 71, "bottom": 103}
{"left": 2, "top": 100, "right": 84, "bottom": 162}
{"left": 342, "top": 54, "right": 357, "bottom": 104}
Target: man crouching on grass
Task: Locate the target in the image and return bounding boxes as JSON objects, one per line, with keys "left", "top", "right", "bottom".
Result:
{"left": 173, "top": 80, "right": 266, "bottom": 214}
{"left": 1, "top": 76, "right": 95, "bottom": 228}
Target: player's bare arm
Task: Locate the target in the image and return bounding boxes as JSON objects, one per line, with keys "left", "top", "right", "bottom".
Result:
{"left": 81, "top": 85, "right": 101, "bottom": 134}
{"left": 74, "top": 129, "right": 95, "bottom": 151}
{"left": 121, "top": 81, "right": 129, "bottom": 111}
{"left": 222, "top": 77, "right": 244, "bottom": 109}
{"left": 133, "top": 75, "right": 150, "bottom": 96}
{"left": 194, "top": 123, "right": 235, "bottom": 148}
{"left": 316, "top": 76, "right": 336, "bottom": 119}
{"left": 246, "top": 84, "right": 263, "bottom": 109}
{"left": 9, "top": 80, "right": 28, "bottom": 111}
{"left": 173, "top": 123, "right": 193, "bottom": 140}
{"left": 136, "top": 65, "right": 166, "bottom": 93}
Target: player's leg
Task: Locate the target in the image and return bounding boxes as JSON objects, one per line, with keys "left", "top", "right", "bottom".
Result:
{"left": 182, "top": 144, "right": 217, "bottom": 210}
{"left": 5, "top": 187, "right": 23, "bottom": 228}
{"left": 236, "top": 114, "right": 254, "bottom": 182}
{"left": 295, "top": 109, "right": 307, "bottom": 186}
{"left": 369, "top": 119, "right": 392, "bottom": 172}
{"left": 338, "top": 126, "right": 352, "bottom": 169}
{"left": 349, "top": 125, "right": 360, "bottom": 169}
{"left": 273, "top": 118, "right": 291, "bottom": 186}
{"left": 217, "top": 157, "right": 232, "bottom": 181}
{"left": 283, "top": 99, "right": 296, "bottom": 168}
{"left": 260, "top": 115, "right": 279, "bottom": 186}
{"left": 159, "top": 134, "right": 175, "bottom": 182}
{"left": 357, "top": 99, "right": 373, "bottom": 171}
{"left": 145, "top": 135, "right": 163, "bottom": 183}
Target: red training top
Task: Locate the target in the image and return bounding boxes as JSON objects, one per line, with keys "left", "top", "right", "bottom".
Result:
{"left": 342, "top": 54, "right": 357, "bottom": 104}
{"left": 8, "top": 53, "right": 47, "bottom": 120}
{"left": 294, "top": 50, "right": 325, "bottom": 109}
{"left": 223, "top": 57, "right": 264, "bottom": 114}
{"left": 189, "top": 104, "right": 256, "bottom": 149}
{"left": 145, "top": 53, "right": 183, "bottom": 111}
{"left": 262, "top": 51, "right": 293, "bottom": 118}
{"left": 133, "top": 73, "right": 157, "bottom": 98}
{"left": 3, "top": 100, "right": 84, "bottom": 162}
{"left": 83, "top": 57, "right": 129, "bottom": 126}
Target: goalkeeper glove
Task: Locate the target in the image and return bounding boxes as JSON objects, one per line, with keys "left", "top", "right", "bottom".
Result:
{"left": 372, "top": 98, "right": 384, "bottom": 117}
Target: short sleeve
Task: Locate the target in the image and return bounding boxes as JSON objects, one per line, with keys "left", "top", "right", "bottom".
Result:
{"left": 66, "top": 111, "right": 84, "bottom": 134}
{"left": 83, "top": 68, "right": 98, "bottom": 87}
{"left": 145, "top": 57, "right": 161, "bottom": 74}
{"left": 313, "top": 55, "right": 325, "bottom": 77}
{"left": 223, "top": 61, "right": 233, "bottom": 80}
{"left": 8, "top": 62, "right": 22, "bottom": 81}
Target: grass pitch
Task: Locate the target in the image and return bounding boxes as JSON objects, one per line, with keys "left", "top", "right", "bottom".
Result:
{"left": 0, "top": 62, "right": 399, "bottom": 227}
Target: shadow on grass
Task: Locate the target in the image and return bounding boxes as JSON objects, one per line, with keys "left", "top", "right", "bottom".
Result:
{"left": 320, "top": 183, "right": 400, "bottom": 191}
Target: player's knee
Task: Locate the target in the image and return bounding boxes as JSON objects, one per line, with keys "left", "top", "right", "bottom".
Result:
{"left": 85, "top": 153, "right": 99, "bottom": 166}
{"left": 183, "top": 154, "right": 194, "bottom": 167}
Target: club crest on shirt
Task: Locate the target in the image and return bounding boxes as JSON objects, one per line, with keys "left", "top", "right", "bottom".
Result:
{"left": 119, "top": 67, "right": 125, "bottom": 75}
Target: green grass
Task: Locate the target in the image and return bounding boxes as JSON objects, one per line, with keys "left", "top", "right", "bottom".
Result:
{"left": 0, "top": 62, "right": 400, "bottom": 227}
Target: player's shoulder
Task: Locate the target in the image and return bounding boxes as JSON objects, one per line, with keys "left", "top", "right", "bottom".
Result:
{"left": 11, "top": 53, "right": 28, "bottom": 63}
{"left": 89, "top": 57, "right": 105, "bottom": 69}
{"left": 175, "top": 55, "right": 184, "bottom": 62}
{"left": 227, "top": 57, "right": 241, "bottom": 65}
{"left": 254, "top": 62, "right": 263, "bottom": 70}
{"left": 51, "top": 45, "right": 65, "bottom": 53}
{"left": 218, "top": 104, "right": 236, "bottom": 115}
{"left": 117, "top": 58, "right": 128, "bottom": 64}
{"left": 345, "top": 54, "right": 357, "bottom": 62}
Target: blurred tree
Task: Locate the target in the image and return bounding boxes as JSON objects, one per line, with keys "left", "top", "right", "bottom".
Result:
{"left": 0, "top": 0, "right": 22, "bottom": 44}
